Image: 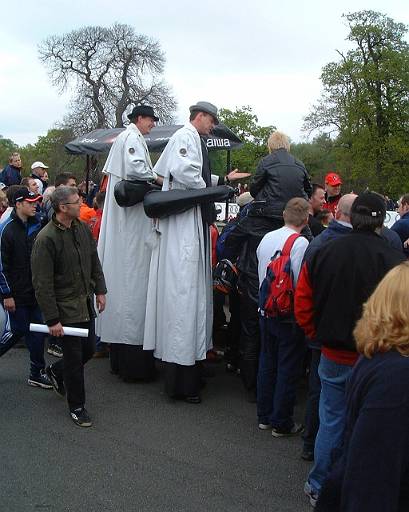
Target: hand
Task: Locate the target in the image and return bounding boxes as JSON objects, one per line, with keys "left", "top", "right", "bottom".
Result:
{"left": 49, "top": 322, "right": 64, "bottom": 337}
{"left": 226, "top": 169, "right": 251, "bottom": 182}
{"left": 3, "top": 297, "right": 16, "bottom": 313}
{"left": 96, "top": 294, "right": 106, "bottom": 313}
{"left": 404, "top": 238, "right": 409, "bottom": 249}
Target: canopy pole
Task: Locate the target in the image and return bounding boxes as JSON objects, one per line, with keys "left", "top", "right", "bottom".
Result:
{"left": 86, "top": 155, "right": 90, "bottom": 195}
{"left": 225, "top": 150, "right": 232, "bottom": 221}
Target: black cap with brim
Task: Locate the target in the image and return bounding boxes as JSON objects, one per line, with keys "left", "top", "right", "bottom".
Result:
{"left": 128, "top": 105, "right": 159, "bottom": 122}
{"left": 14, "top": 187, "right": 42, "bottom": 203}
{"left": 352, "top": 192, "right": 386, "bottom": 218}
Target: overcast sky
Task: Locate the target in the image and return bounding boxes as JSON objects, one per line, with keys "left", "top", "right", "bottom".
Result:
{"left": 1, "top": 0, "right": 408, "bottom": 146}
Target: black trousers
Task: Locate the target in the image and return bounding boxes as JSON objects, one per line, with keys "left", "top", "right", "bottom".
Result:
{"left": 302, "top": 347, "right": 322, "bottom": 450}
{"left": 239, "top": 287, "right": 260, "bottom": 392}
{"left": 52, "top": 320, "right": 95, "bottom": 411}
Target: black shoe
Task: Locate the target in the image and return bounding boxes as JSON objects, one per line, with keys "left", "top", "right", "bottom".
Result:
{"left": 271, "top": 423, "right": 304, "bottom": 438}
{"left": 70, "top": 408, "right": 92, "bottom": 427}
{"left": 301, "top": 447, "right": 314, "bottom": 462}
{"left": 27, "top": 370, "right": 53, "bottom": 389}
{"left": 184, "top": 395, "right": 202, "bottom": 404}
{"left": 45, "top": 365, "right": 65, "bottom": 397}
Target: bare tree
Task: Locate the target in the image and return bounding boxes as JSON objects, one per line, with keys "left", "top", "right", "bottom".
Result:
{"left": 39, "top": 23, "right": 177, "bottom": 134}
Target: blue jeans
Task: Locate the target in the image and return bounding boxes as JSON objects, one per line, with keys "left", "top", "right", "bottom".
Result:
{"left": 307, "top": 354, "right": 353, "bottom": 495}
{"left": 9, "top": 304, "right": 46, "bottom": 378}
{"left": 257, "top": 317, "right": 306, "bottom": 430}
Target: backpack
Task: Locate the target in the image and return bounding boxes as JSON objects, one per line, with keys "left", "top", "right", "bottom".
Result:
{"left": 258, "top": 233, "right": 300, "bottom": 318}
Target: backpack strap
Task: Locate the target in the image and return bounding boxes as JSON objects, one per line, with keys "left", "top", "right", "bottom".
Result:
{"left": 281, "top": 233, "right": 301, "bottom": 256}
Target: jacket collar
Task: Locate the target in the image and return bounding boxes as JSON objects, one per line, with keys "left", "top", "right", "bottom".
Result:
{"left": 10, "top": 208, "right": 38, "bottom": 226}
{"left": 51, "top": 214, "right": 80, "bottom": 231}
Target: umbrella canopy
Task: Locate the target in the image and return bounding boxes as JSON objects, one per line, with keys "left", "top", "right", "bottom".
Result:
{"left": 65, "top": 123, "right": 243, "bottom": 155}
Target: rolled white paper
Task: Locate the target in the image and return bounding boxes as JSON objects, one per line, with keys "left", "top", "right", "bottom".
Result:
{"left": 29, "top": 323, "right": 89, "bottom": 337}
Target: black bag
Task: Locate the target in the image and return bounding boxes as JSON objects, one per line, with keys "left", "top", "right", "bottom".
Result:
{"left": 114, "top": 179, "right": 160, "bottom": 207}
{"left": 143, "top": 185, "right": 235, "bottom": 219}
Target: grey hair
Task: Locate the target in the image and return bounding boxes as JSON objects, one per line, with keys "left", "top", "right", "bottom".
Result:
{"left": 50, "top": 186, "right": 77, "bottom": 213}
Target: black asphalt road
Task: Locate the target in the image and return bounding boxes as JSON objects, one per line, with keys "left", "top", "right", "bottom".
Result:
{"left": 1, "top": 348, "right": 312, "bottom": 512}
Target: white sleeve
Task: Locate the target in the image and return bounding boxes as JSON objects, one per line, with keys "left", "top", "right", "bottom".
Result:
{"left": 164, "top": 132, "right": 206, "bottom": 190}
{"left": 290, "top": 237, "right": 309, "bottom": 284}
{"left": 124, "top": 133, "right": 155, "bottom": 182}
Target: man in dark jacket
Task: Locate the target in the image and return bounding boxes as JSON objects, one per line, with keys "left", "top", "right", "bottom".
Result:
{"left": 31, "top": 186, "right": 107, "bottom": 427}
{"left": 250, "top": 131, "right": 311, "bottom": 213}
{"left": 1, "top": 153, "right": 23, "bottom": 187}
{"left": 0, "top": 187, "right": 51, "bottom": 388}
{"left": 300, "top": 193, "right": 356, "bottom": 461}
{"left": 308, "top": 184, "right": 326, "bottom": 237}
{"left": 295, "top": 192, "right": 405, "bottom": 507}
{"left": 391, "top": 193, "right": 409, "bottom": 256}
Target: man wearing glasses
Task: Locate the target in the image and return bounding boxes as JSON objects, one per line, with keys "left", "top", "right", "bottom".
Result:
{"left": 31, "top": 186, "right": 107, "bottom": 427}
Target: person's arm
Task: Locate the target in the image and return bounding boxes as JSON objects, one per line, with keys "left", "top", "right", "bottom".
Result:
{"left": 166, "top": 134, "right": 206, "bottom": 190}
{"left": 224, "top": 215, "right": 251, "bottom": 260}
{"left": 339, "top": 405, "right": 409, "bottom": 511}
{"left": 0, "top": 227, "right": 15, "bottom": 312}
{"left": 31, "top": 236, "right": 60, "bottom": 326}
{"left": 125, "top": 134, "right": 157, "bottom": 183}
{"left": 303, "top": 168, "right": 313, "bottom": 198}
{"left": 249, "top": 160, "right": 267, "bottom": 198}
{"left": 290, "top": 237, "right": 309, "bottom": 284}
{"left": 294, "top": 262, "right": 316, "bottom": 339}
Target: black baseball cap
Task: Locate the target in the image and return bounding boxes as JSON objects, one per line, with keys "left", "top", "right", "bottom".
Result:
{"left": 14, "top": 187, "right": 42, "bottom": 204}
{"left": 351, "top": 192, "right": 386, "bottom": 218}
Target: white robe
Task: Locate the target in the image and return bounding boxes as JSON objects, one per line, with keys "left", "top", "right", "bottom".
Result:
{"left": 96, "top": 123, "right": 156, "bottom": 345}
{"left": 143, "top": 123, "right": 213, "bottom": 365}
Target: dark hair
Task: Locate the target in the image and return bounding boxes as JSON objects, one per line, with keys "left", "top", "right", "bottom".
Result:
{"left": 351, "top": 211, "right": 384, "bottom": 231}
{"left": 6, "top": 185, "right": 22, "bottom": 206}
{"left": 400, "top": 194, "right": 409, "bottom": 206}
{"left": 94, "top": 191, "right": 106, "bottom": 209}
{"left": 21, "top": 177, "right": 34, "bottom": 188}
{"left": 189, "top": 111, "right": 201, "bottom": 122}
{"left": 55, "top": 172, "right": 77, "bottom": 187}
{"left": 312, "top": 183, "right": 325, "bottom": 195}
{"left": 316, "top": 209, "right": 331, "bottom": 223}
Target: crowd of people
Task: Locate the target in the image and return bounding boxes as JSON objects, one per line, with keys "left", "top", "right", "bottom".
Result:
{"left": 1, "top": 102, "right": 409, "bottom": 510}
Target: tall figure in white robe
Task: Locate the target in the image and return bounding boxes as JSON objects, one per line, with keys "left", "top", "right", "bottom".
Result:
{"left": 144, "top": 101, "right": 246, "bottom": 401}
{"left": 96, "top": 105, "right": 161, "bottom": 381}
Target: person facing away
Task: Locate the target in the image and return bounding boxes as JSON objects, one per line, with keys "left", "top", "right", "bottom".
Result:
{"left": 31, "top": 186, "right": 107, "bottom": 428}
{"left": 295, "top": 191, "right": 405, "bottom": 507}
{"left": 250, "top": 131, "right": 312, "bottom": 214}
{"left": 256, "top": 197, "right": 310, "bottom": 437}
{"left": 316, "top": 262, "right": 409, "bottom": 512}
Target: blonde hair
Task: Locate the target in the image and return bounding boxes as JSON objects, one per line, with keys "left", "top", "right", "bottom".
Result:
{"left": 283, "top": 197, "right": 309, "bottom": 227}
{"left": 267, "top": 131, "right": 290, "bottom": 153}
{"left": 354, "top": 262, "right": 409, "bottom": 358}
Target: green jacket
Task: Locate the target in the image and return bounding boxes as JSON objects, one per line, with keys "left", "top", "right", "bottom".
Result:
{"left": 31, "top": 215, "right": 107, "bottom": 326}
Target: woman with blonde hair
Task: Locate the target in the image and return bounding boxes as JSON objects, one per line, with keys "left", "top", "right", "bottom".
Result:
{"left": 316, "top": 262, "right": 409, "bottom": 511}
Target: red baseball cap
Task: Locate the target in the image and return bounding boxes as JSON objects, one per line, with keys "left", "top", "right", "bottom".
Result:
{"left": 325, "top": 172, "right": 342, "bottom": 186}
